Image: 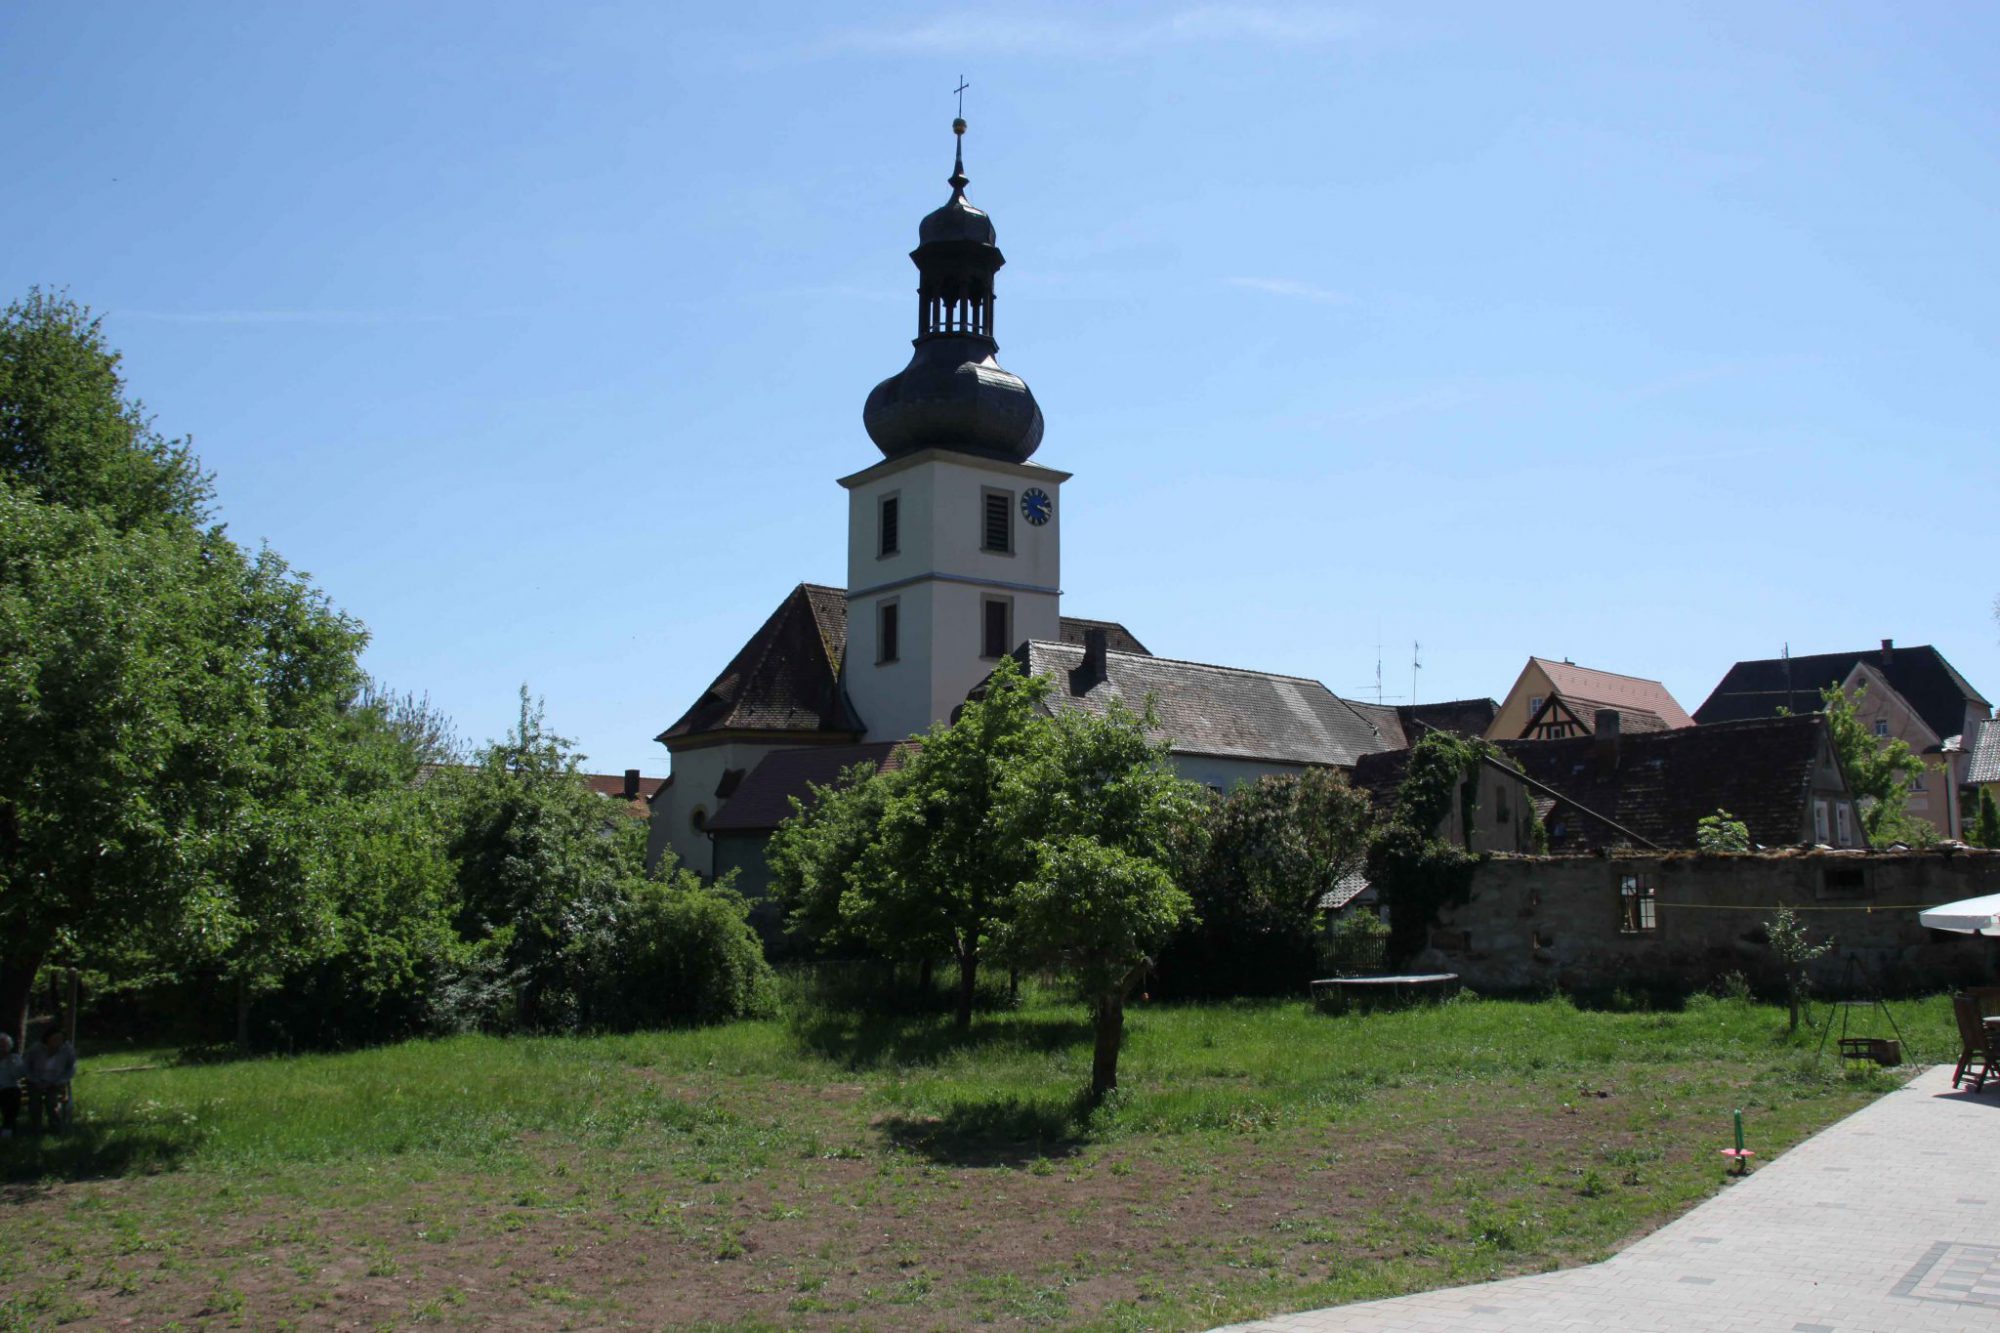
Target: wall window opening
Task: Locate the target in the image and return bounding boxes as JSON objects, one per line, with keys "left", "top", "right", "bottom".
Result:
{"left": 877, "top": 600, "right": 899, "bottom": 664}
{"left": 982, "top": 596, "right": 1012, "bottom": 660}
{"left": 1618, "top": 872, "right": 1657, "bottom": 933}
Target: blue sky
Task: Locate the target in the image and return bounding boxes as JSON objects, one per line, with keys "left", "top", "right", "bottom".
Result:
{"left": 5, "top": 2, "right": 1996, "bottom": 771}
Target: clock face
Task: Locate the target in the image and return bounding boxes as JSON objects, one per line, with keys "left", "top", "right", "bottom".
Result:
{"left": 1021, "top": 488, "right": 1053, "bottom": 526}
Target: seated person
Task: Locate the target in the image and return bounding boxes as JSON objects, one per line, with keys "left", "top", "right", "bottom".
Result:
{"left": 0, "top": 1034, "right": 21, "bottom": 1139}
{"left": 24, "top": 1026, "right": 75, "bottom": 1132}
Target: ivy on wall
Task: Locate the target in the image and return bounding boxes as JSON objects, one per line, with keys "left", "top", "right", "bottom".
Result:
{"left": 1367, "top": 731, "right": 1495, "bottom": 964}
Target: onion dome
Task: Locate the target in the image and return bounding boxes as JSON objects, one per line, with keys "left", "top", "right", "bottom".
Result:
{"left": 863, "top": 118, "right": 1044, "bottom": 464}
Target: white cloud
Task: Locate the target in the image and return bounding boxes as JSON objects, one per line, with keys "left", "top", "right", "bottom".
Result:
{"left": 773, "top": 5, "right": 1362, "bottom": 62}
{"left": 1225, "top": 276, "right": 1352, "bottom": 305}
{"left": 111, "top": 308, "right": 459, "bottom": 325}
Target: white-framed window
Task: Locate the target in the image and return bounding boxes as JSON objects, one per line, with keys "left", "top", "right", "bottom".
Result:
{"left": 877, "top": 598, "right": 900, "bottom": 664}
{"left": 1618, "top": 873, "right": 1657, "bottom": 933}
{"left": 1834, "top": 802, "right": 1853, "bottom": 847}
{"left": 981, "top": 595, "right": 1013, "bottom": 659}
{"left": 1912, "top": 767, "right": 1926, "bottom": 791}
{"left": 1813, "top": 799, "right": 1830, "bottom": 843}
{"left": 981, "top": 487, "right": 1013, "bottom": 554}
{"left": 878, "top": 492, "right": 900, "bottom": 558}
{"left": 1873, "top": 719, "right": 1890, "bottom": 739}
{"left": 1528, "top": 695, "right": 1544, "bottom": 717}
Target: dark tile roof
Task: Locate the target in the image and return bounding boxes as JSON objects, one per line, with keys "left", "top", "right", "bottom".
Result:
{"left": 1693, "top": 643, "right": 1990, "bottom": 743}
{"left": 1058, "top": 617, "right": 1151, "bottom": 656}
{"left": 1354, "top": 714, "right": 1837, "bottom": 851}
{"left": 1531, "top": 659, "right": 1695, "bottom": 728}
{"left": 659, "top": 583, "right": 1149, "bottom": 745}
{"left": 703, "top": 741, "right": 916, "bottom": 834}
{"left": 1400, "top": 698, "right": 1499, "bottom": 741}
{"left": 1498, "top": 715, "right": 1835, "bottom": 850}
{"left": 1013, "top": 641, "right": 1396, "bottom": 767}
{"left": 658, "top": 584, "right": 862, "bottom": 744}
{"left": 1969, "top": 720, "right": 2000, "bottom": 786}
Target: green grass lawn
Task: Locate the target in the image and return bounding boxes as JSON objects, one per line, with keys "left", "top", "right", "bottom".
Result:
{"left": 0, "top": 991, "right": 1953, "bottom": 1331}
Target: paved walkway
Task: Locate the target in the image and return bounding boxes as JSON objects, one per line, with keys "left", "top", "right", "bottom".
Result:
{"left": 1218, "top": 1065, "right": 2000, "bottom": 1333}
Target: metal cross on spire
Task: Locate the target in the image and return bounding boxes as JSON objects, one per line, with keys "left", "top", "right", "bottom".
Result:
{"left": 954, "top": 76, "right": 970, "bottom": 118}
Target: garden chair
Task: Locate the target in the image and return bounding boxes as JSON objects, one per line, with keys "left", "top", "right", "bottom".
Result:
{"left": 1950, "top": 992, "right": 1997, "bottom": 1093}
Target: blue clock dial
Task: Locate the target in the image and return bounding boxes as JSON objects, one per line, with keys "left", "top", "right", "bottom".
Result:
{"left": 1021, "top": 488, "right": 1053, "bottom": 526}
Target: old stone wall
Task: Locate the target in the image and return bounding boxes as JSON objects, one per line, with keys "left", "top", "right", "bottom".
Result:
{"left": 1428, "top": 849, "right": 2000, "bottom": 996}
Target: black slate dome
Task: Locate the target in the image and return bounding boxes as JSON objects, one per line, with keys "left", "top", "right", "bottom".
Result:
{"left": 863, "top": 119, "right": 1043, "bottom": 464}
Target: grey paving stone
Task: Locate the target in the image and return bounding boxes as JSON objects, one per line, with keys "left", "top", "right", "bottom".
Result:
{"left": 1209, "top": 1067, "right": 2000, "bottom": 1333}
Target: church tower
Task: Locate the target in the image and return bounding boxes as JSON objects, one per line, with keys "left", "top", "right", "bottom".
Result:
{"left": 840, "top": 117, "right": 1068, "bottom": 741}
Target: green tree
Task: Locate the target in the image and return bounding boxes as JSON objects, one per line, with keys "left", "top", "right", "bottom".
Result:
{"left": 1000, "top": 699, "right": 1203, "bottom": 1100}
{"left": 841, "top": 657, "right": 1051, "bottom": 1030}
{"left": 1972, "top": 789, "right": 2000, "bottom": 850}
{"left": 1818, "top": 684, "right": 1932, "bottom": 847}
{"left": 1163, "top": 769, "right": 1374, "bottom": 995}
{"left": 0, "top": 290, "right": 212, "bottom": 529}
{"left": 1766, "top": 905, "right": 1831, "bottom": 1033}
{"left": 0, "top": 292, "right": 382, "bottom": 1048}
{"left": 767, "top": 758, "right": 899, "bottom": 956}
{"left": 1696, "top": 808, "right": 1751, "bottom": 852}
{"left": 432, "top": 690, "right": 651, "bottom": 1030}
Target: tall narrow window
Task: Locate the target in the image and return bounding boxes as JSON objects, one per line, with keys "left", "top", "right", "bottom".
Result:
{"left": 877, "top": 600, "right": 899, "bottom": 664}
{"left": 878, "top": 494, "right": 900, "bottom": 557}
{"left": 1834, "top": 802, "right": 1852, "bottom": 847}
{"left": 1618, "top": 873, "right": 1657, "bottom": 933}
{"left": 982, "top": 596, "right": 1011, "bottom": 659}
{"left": 1813, "top": 799, "right": 1830, "bottom": 843}
{"left": 982, "top": 489, "right": 1012, "bottom": 553}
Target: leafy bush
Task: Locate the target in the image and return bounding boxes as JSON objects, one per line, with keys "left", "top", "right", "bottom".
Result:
{"left": 582, "top": 875, "right": 777, "bottom": 1030}
{"left": 1696, "top": 809, "right": 1750, "bottom": 852}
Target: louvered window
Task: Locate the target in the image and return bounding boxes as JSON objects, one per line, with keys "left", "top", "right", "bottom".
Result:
{"left": 982, "top": 489, "right": 1012, "bottom": 553}
{"left": 879, "top": 495, "right": 899, "bottom": 557}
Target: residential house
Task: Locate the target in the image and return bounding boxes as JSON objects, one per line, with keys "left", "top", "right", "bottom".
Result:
{"left": 1694, "top": 640, "right": 1994, "bottom": 840}
{"left": 1354, "top": 712, "right": 1861, "bottom": 855}
{"left": 1487, "top": 658, "right": 1695, "bottom": 741}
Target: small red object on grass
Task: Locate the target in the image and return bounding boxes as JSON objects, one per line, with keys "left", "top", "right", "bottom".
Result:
{"left": 1720, "top": 1148, "right": 1755, "bottom": 1176}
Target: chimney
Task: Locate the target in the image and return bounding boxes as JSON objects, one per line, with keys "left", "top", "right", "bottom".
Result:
{"left": 1072, "top": 627, "right": 1110, "bottom": 694}
{"left": 1880, "top": 638, "right": 1894, "bottom": 666}
{"left": 623, "top": 768, "right": 640, "bottom": 801}
{"left": 1593, "top": 709, "right": 1622, "bottom": 766}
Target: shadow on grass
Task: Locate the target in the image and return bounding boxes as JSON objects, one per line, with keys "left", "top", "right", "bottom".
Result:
{"left": 876, "top": 1089, "right": 1096, "bottom": 1167}
{"left": 788, "top": 1009, "right": 1091, "bottom": 1071}
{"left": 0, "top": 1120, "right": 201, "bottom": 1187}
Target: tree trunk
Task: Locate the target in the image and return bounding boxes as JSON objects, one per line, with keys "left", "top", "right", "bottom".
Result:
{"left": 917, "top": 957, "right": 933, "bottom": 994}
{"left": 954, "top": 948, "right": 978, "bottom": 1031}
{"left": 1090, "top": 994, "right": 1124, "bottom": 1101}
{"left": 235, "top": 975, "right": 253, "bottom": 1054}
{"left": 0, "top": 950, "right": 41, "bottom": 1052}
{"left": 1008, "top": 968, "right": 1020, "bottom": 1004}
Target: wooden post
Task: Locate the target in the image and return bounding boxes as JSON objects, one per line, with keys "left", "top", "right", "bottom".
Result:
{"left": 64, "top": 969, "right": 78, "bottom": 1045}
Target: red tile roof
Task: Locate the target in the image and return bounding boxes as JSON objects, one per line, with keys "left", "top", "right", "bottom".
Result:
{"left": 1531, "top": 658, "right": 1694, "bottom": 729}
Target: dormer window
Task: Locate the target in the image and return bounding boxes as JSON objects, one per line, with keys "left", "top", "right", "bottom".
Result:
{"left": 982, "top": 488, "right": 1013, "bottom": 553}
{"left": 879, "top": 494, "right": 900, "bottom": 557}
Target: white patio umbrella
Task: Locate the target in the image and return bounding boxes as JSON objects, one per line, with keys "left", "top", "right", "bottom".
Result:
{"left": 1918, "top": 893, "right": 2000, "bottom": 936}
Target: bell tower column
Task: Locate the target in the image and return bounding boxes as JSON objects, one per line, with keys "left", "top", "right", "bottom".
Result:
{"left": 841, "top": 115, "right": 1066, "bottom": 742}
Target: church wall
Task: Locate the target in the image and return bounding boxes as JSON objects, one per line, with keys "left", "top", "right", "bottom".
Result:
{"left": 649, "top": 740, "right": 802, "bottom": 878}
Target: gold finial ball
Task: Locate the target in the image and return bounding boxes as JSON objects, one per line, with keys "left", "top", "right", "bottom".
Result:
{"left": 952, "top": 117, "right": 966, "bottom": 135}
